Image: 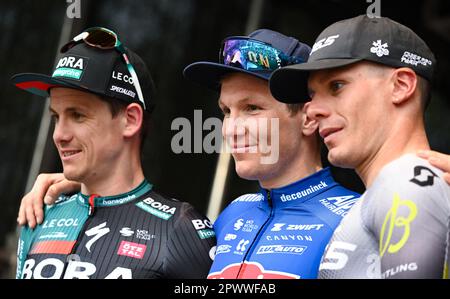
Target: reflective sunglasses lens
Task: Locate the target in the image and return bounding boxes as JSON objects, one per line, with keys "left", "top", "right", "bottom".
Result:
{"left": 84, "top": 29, "right": 117, "bottom": 49}
{"left": 221, "top": 39, "right": 284, "bottom": 71}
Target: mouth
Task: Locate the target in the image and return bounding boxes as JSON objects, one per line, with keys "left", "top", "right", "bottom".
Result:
{"left": 231, "top": 145, "right": 258, "bottom": 154}
{"left": 319, "top": 127, "right": 342, "bottom": 143}
{"left": 60, "top": 149, "right": 82, "bottom": 161}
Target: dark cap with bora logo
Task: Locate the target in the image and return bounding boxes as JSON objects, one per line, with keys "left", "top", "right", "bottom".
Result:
{"left": 270, "top": 15, "right": 437, "bottom": 103}
{"left": 11, "top": 27, "right": 155, "bottom": 112}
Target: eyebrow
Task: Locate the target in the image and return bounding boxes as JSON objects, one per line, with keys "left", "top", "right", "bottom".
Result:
{"left": 48, "top": 106, "right": 85, "bottom": 115}
{"left": 218, "top": 97, "right": 259, "bottom": 107}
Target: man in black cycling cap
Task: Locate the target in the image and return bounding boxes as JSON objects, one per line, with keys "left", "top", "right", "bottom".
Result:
{"left": 12, "top": 27, "right": 215, "bottom": 279}
{"left": 270, "top": 15, "right": 450, "bottom": 278}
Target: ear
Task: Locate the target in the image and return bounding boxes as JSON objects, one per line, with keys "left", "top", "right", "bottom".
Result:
{"left": 391, "top": 68, "right": 417, "bottom": 105}
{"left": 123, "top": 103, "right": 143, "bottom": 138}
{"left": 301, "top": 102, "right": 319, "bottom": 136}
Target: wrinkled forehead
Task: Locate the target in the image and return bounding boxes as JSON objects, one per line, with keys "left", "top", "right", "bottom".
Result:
{"left": 308, "top": 61, "right": 391, "bottom": 87}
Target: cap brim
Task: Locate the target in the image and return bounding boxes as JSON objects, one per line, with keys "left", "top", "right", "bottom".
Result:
{"left": 269, "top": 58, "right": 362, "bottom": 103}
{"left": 183, "top": 62, "right": 270, "bottom": 92}
{"left": 11, "top": 73, "right": 84, "bottom": 98}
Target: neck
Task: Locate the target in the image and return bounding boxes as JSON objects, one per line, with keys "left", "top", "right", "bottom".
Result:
{"left": 260, "top": 139, "right": 322, "bottom": 189}
{"left": 80, "top": 151, "right": 145, "bottom": 196}
{"left": 357, "top": 114, "right": 430, "bottom": 187}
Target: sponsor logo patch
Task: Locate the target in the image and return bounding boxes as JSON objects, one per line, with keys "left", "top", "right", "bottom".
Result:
{"left": 256, "top": 245, "right": 307, "bottom": 255}
{"left": 52, "top": 55, "right": 88, "bottom": 80}
{"left": 135, "top": 197, "right": 176, "bottom": 220}
{"left": 117, "top": 241, "right": 147, "bottom": 259}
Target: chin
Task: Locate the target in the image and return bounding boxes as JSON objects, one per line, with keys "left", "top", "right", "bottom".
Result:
{"left": 234, "top": 160, "right": 260, "bottom": 181}
{"left": 328, "top": 148, "right": 355, "bottom": 169}
{"left": 63, "top": 168, "right": 82, "bottom": 182}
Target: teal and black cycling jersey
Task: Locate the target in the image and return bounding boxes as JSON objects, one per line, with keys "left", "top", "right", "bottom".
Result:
{"left": 16, "top": 180, "right": 216, "bottom": 279}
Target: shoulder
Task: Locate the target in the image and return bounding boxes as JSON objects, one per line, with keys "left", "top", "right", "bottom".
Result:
{"left": 214, "top": 192, "right": 262, "bottom": 231}
{"left": 368, "top": 154, "right": 449, "bottom": 201}
{"left": 363, "top": 154, "right": 450, "bottom": 225}
{"left": 143, "top": 189, "right": 212, "bottom": 224}
{"left": 220, "top": 193, "right": 263, "bottom": 217}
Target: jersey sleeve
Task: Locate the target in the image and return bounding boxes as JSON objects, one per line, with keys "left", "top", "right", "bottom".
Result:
{"left": 163, "top": 202, "right": 216, "bottom": 278}
{"left": 16, "top": 226, "right": 33, "bottom": 279}
{"left": 367, "top": 159, "right": 450, "bottom": 278}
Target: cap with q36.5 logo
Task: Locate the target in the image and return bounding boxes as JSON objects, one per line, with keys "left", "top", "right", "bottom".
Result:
{"left": 269, "top": 15, "right": 436, "bottom": 104}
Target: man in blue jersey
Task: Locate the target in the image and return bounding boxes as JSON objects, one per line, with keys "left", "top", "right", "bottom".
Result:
{"left": 16, "top": 28, "right": 450, "bottom": 279}
{"left": 17, "top": 29, "right": 360, "bottom": 279}
{"left": 12, "top": 27, "right": 215, "bottom": 279}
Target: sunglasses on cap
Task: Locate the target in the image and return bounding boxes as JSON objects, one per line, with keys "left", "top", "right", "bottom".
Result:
{"left": 60, "top": 27, "right": 146, "bottom": 110}
{"left": 219, "top": 37, "right": 303, "bottom": 73}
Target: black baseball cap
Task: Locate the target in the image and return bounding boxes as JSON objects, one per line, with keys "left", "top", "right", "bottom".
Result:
{"left": 270, "top": 15, "right": 437, "bottom": 103}
{"left": 11, "top": 37, "right": 155, "bottom": 111}
{"left": 183, "top": 28, "right": 311, "bottom": 101}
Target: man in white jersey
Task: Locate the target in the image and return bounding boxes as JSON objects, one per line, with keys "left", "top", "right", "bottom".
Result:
{"left": 269, "top": 15, "right": 450, "bottom": 278}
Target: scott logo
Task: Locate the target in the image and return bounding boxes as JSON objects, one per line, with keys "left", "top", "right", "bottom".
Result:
{"left": 410, "top": 166, "right": 438, "bottom": 187}
{"left": 208, "top": 261, "right": 299, "bottom": 279}
{"left": 311, "top": 35, "right": 340, "bottom": 54}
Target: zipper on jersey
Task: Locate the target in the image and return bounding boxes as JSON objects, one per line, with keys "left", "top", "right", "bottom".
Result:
{"left": 61, "top": 195, "right": 98, "bottom": 277}
{"left": 237, "top": 189, "right": 275, "bottom": 278}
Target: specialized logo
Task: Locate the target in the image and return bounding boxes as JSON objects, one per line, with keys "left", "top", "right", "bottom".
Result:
{"left": 401, "top": 51, "right": 432, "bottom": 67}
{"left": 85, "top": 222, "right": 110, "bottom": 253}
{"left": 109, "top": 85, "right": 136, "bottom": 98}
{"left": 136, "top": 197, "right": 176, "bottom": 220}
{"left": 52, "top": 55, "right": 87, "bottom": 80}
{"left": 370, "top": 40, "right": 389, "bottom": 57}
{"left": 409, "top": 166, "right": 438, "bottom": 187}
{"left": 380, "top": 193, "right": 417, "bottom": 257}
{"left": 311, "top": 35, "right": 340, "bottom": 54}
{"left": 319, "top": 195, "right": 358, "bottom": 217}
{"left": 208, "top": 261, "right": 300, "bottom": 279}
{"left": 280, "top": 181, "right": 328, "bottom": 202}
{"left": 256, "top": 245, "right": 307, "bottom": 255}
{"left": 117, "top": 241, "right": 147, "bottom": 259}
{"left": 233, "top": 218, "right": 244, "bottom": 231}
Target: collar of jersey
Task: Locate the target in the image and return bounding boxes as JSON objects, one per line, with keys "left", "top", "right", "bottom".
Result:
{"left": 77, "top": 179, "right": 153, "bottom": 207}
{"left": 259, "top": 167, "right": 337, "bottom": 208}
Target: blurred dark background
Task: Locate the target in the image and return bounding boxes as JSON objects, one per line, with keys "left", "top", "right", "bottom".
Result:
{"left": 1, "top": 0, "right": 449, "bottom": 278}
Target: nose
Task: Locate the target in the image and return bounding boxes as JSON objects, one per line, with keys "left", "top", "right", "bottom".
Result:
{"left": 305, "top": 99, "right": 331, "bottom": 121}
{"left": 53, "top": 118, "right": 73, "bottom": 146}
{"left": 222, "top": 114, "right": 247, "bottom": 144}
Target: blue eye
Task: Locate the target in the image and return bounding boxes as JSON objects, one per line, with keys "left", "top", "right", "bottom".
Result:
{"left": 330, "top": 81, "right": 345, "bottom": 93}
